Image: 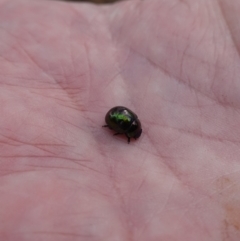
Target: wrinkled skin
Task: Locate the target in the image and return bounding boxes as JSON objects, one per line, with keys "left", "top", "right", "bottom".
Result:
{"left": 0, "top": 0, "right": 240, "bottom": 240}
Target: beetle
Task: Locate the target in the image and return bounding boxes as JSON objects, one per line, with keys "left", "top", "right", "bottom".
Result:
{"left": 103, "top": 106, "right": 142, "bottom": 143}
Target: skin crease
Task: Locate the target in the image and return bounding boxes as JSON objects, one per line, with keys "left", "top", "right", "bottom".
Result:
{"left": 0, "top": 0, "right": 240, "bottom": 240}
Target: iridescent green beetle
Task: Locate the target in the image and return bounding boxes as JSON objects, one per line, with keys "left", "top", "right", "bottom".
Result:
{"left": 103, "top": 106, "right": 142, "bottom": 143}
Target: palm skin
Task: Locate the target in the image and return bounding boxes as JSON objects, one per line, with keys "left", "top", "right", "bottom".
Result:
{"left": 0, "top": 0, "right": 240, "bottom": 240}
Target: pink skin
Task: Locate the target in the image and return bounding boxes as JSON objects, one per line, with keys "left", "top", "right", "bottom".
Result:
{"left": 0, "top": 0, "right": 240, "bottom": 240}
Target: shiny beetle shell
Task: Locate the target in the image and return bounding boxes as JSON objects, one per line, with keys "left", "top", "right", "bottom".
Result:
{"left": 103, "top": 106, "right": 142, "bottom": 143}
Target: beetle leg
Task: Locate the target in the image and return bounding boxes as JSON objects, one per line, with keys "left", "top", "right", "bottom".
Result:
{"left": 125, "top": 134, "right": 130, "bottom": 144}
{"left": 114, "top": 133, "right": 120, "bottom": 135}
{"left": 103, "top": 125, "right": 113, "bottom": 130}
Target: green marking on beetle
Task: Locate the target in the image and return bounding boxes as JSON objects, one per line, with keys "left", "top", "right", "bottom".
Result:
{"left": 110, "top": 113, "right": 130, "bottom": 122}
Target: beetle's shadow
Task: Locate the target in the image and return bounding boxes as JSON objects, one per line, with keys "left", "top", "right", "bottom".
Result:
{"left": 102, "top": 125, "right": 132, "bottom": 144}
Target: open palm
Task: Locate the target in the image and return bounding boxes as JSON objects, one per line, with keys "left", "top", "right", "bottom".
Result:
{"left": 1, "top": 0, "right": 240, "bottom": 240}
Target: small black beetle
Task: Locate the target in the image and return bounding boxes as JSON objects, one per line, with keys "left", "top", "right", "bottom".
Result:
{"left": 103, "top": 106, "right": 142, "bottom": 143}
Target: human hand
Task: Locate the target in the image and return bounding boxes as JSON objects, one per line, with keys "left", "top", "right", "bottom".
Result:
{"left": 0, "top": 0, "right": 240, "bottom": 240}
